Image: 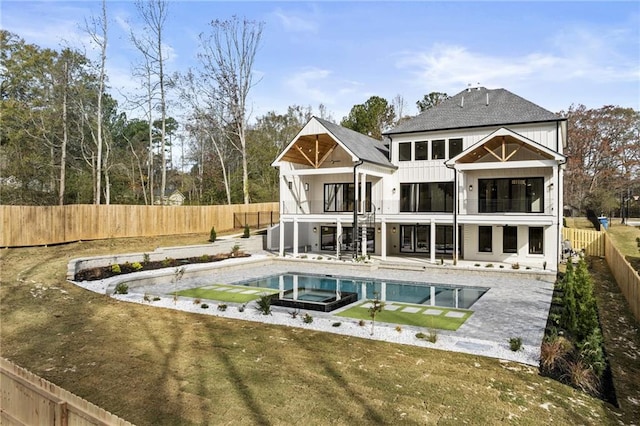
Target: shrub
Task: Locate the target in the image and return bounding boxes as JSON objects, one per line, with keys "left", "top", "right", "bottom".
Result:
{"left": 143, "top": 253, "right": 150, "bottom": 264}
{"left": 209, "top": 226, "right": 217, "bottom": 242}
{"left": 485, "top": 263, "right": 494, "bottom": 268}
{"left": 564, "top": 359, "right": 599, "bottom": 395}
{"left": 358, "top": 319, "right": 366, "bottom": 327}
{"left": 201, "top": 303, "right": 209, "bottom": 309}
{"left": 143, "top": 293, "right": 150, "bottom": 302}
{"left": 242, "top": 223, "right": 251, "bottom": 238}
{"left": 114, "top": 283, "right": 128, "bottom": 294}
{"left": 199, "top": 254, "right": 211, "bottom": 263}
{"left": 111, "top": 264, "right": 121, "bottom": 274}
{"left": 509, "top": 337, "right": 523, "bottom": 352}
{"left": 415, "top": 332, "right": 427, "bottom": 339}
{"left": 578, "top": 328, "right": 606, "bottom": 377}
{"left": 474, "top": 263, "right": 481, "bottom": 267}
{"left": 368, "top": 292, "right": 385, "bottom": 335}
{"left": 230, "top": 245, "right": 241, "bottom": 257}
{"left": 426, "top": 330, "right": 438, "bottom": 343}
{"left": 255, "top": 294, "right": 272, "bottom": 315}
{"left": 332, "top": 322, "right": 341, "bottom": 327}
{"left": 395, "top": 325, "right": 402, "bottom": 333}
{"left": 193, "top": 298, "right": 201, "bottom": 304}
{"left": 217, "top": 304, "right": 228, "bottom": 311}
{"left": 289, "top": 310, "right": 300, "bottom": 319}
{"left": 302, "top": 313, "right": 313, "bottom": 324}
{"left": 152, "top": 296, "right": 161, "bottom": 301}
{"left": 131, "top": 262, "right": 143, "bottom": 271}
{"left": 511, "top": 263, "right": 520, "bottom": 270}
{"left": 238, "top": 303, "right": 246, "bottom": 312}
{"left": 540, "top": 335, "right": 572, "bottom": 372}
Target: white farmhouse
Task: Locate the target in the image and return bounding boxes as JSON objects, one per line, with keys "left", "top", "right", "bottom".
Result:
{"left": 271, "top": 87, "right": 566, "bottom": 271}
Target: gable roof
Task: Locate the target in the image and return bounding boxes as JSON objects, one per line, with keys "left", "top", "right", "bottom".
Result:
{"left": 445, "top": 127, "right": 566, "bottom": 167}
{"left": 273, "top": 116, "right": 393, "bottom": 169}
{"left": 386, "top": 87, "right": 564, "bottom": 135}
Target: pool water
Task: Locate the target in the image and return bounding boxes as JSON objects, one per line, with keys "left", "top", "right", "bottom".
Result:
{"left": 232, "top": 273, "right": 488, "bottom": 310}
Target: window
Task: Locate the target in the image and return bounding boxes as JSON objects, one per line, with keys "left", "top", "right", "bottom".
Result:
{"left": 503, "top": 226, "right": 517, "bottom": 253}
{"left": 478, "top": 177, "right": 544, "bottom": 213}
{"left": 529, "top": 227, "right": 544, "bottom": 254}
{"left": 432, "top": 140, "right": 445, "bottom": 159}
{"left": 399, "top": 142, "right": 412, "bottom": 161}
{"left": 449, "top": 138, "right": 463, "bottom": 158}
{"left": 400, "top": 225, "right": 430, "bottom": 253}
{"left": 399, "top": 182, "right": 453, "bottom": 212}
{"left": 324, "top": 183, "right": 371, "bottom": 212}
{"left": 321, "top": 226, "right": 375, "bottom": 252}
{"left": 478, "top": 226, "right": 492, "bottom": 252}
{"left": 415, "top": 141, "right": 428, "bottom": 160}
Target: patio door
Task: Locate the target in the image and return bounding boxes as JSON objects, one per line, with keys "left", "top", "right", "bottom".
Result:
{"left": 400, "top": 225, "right": 430, "bottom": 253}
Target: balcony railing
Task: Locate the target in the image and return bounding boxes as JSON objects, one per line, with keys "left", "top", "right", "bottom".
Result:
{"left": 280, "top": 198, "right": 556, "bottom": 216}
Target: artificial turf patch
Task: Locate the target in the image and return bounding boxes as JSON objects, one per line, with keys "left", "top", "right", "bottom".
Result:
{"left": 336, "top": 302, "right": 472, "bottom": 330}
{"left": 177, "top": 285, "right": 278, "bottom": 303}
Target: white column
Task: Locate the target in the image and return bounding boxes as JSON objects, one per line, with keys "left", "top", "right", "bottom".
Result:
{"left": 292, "top": 275, "right": 299, "bottom": 300}
{"left": 430, "top": 218, "right": 436, "bottom": 263}
{"left": 381, "top": 221, "right": 387, "bottom": 260}
{"left": 279, "top": 219, "right": 285, "bottom": 257}
{"left": 293, "top": 218, "right": 299, "bottom": 257}
{"left": 336, "top": 220, "right": 342, "bottom": 258}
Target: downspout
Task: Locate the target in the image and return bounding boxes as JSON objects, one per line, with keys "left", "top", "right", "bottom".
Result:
{"left": 353, "top": 160, "right": 364, "bottom": 259}
{"left": 445, "top": 162, "right": 458, "bottom": 265}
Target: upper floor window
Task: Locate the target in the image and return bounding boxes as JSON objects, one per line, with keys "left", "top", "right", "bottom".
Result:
{"left": 324, "top": 182, "right": 371, "bottom": 212}
{"left": 478, "top": 177, "right": 544, "bottom": 213}
{"left": 400, "top": 182, "right": 453, "bottom": 212}
{"left": 415, "top": 141, "right": 428, "bottom": 161}
{"left": 399, "top": 142, "right": 412, "bottom": 161}
{"left": 432, "top": 140, "right": 445, "bottom": 159}
{"left": 449, "top": 138, "right": 463, "bottom": 158}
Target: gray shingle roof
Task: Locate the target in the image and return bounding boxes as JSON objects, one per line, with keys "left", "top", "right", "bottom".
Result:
{"left": 386, "top": 87, "right": 563, "bottom": 135}
{"left": 315, "top": 117, "right": 394, "bottom": 168}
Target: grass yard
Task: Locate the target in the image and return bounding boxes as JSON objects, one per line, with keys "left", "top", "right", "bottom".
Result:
{"left": 337, "top": 302, "right": 471, "bottom": 331}
{"left": 1, "top": 233, "right": 637, "bottom": 425}
{"left": 607, "top": 222, "right": 640, "bottom": 257}
{"left": 564, "top": 217, "right": 597, "bottom": 229}
{"left": 177, "top": 285, "right": 277, "bottom": 304}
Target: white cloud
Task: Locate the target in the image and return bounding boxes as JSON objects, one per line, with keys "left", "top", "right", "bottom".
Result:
{"left": 271, "top": 8, "right": 319, "bottom": 33}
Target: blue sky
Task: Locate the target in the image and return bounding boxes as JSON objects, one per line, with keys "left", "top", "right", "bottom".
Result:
{"left": 2, "top": 1, "right": 639, "bottom": 122}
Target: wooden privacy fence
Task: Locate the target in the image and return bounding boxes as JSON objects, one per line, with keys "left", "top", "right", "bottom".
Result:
{"left": 604, "top": 233, "right": 640, "bottom": 322}
{"left": 1, "top": 357, "right": 133, "bottom": 425}
{"left": 0, "top": 202, "right": 279, "bottom": 247}
{"left": 562, "top": 227, "right": 605, "bottom": 257}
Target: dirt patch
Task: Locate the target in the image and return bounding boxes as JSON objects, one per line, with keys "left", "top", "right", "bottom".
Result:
{"left": 590, "top": 257, "right": 640, "bottom": 425}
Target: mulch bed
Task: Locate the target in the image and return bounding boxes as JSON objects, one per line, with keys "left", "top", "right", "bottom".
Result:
{"left": 74, "top": 253, "right": 250, "bottom": 281}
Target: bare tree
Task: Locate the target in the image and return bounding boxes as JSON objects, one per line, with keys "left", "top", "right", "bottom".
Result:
{"left": 199, "top": 16, "right": 264, "bottom": 204}
{"left": 84, "top": 0, "right": 108, "bottom": 204}
{"left": 132, "top": 0, "right": 170, "bottom": 204}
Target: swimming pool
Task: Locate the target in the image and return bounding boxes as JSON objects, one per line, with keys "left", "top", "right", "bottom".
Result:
{"left": 231, "top": 273, "right": 488, "bottom": 312}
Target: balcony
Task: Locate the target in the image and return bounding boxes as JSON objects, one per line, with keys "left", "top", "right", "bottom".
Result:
{"left": 461, "top": 198, "right": 555, "bottom": 215}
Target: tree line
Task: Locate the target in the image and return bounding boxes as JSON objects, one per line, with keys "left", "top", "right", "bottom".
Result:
{"left": 1, "top": 2, "right": 637, "bottom": 212}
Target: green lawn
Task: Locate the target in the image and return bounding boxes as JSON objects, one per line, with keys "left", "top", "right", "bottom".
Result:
{"left": 336, "top": 302, "right": 471, "bottom": 330}
{"left": 177, "top": 285, "right": 277, "bottom": 303}
{"left": 607, "top": 223, "right": 640, "bottom": 257}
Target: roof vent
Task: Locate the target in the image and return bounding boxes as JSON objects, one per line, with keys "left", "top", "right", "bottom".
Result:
{"left": 486, "top": 93, "right": 489, "bottom": 106}
{"left": 460, "top": 96, "right": 464, "bottom": 108}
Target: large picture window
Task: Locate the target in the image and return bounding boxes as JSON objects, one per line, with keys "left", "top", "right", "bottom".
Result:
{"left": 503, "top": 226, "right": 518, "bottom": 253}
{"left": 400, "top": 182, "right": 453, "bottom": 212}
{"left": 324, "top": 182, "right": 371, "bottom": 212}
{"left": 529, "top": 227, "right": 544, "bottom": 254}
{"left": 478, "top": 177, "right": 544, "bottom": 213}
{"left": 400, "top": 225, "right": 430, "bottom": 253}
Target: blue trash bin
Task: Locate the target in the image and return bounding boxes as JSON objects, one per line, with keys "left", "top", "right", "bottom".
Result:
{"left": 598, "top": 216, "right": 609, "bottom": 230}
